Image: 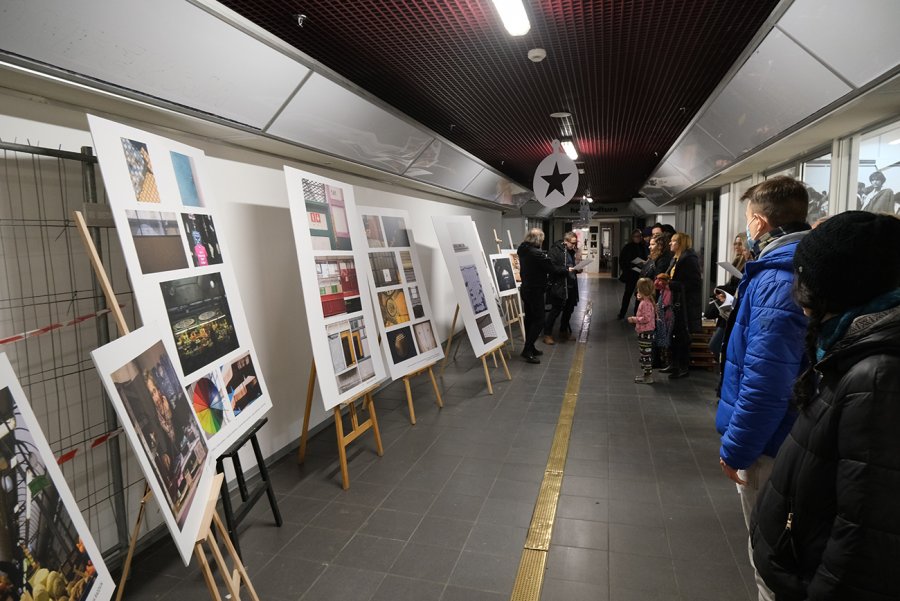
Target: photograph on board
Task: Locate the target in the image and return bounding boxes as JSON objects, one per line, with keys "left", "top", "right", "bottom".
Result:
{"left": 170, "top": 151, "right": 204, "bottom": 208}
{"left": 381, "top": 215, "right": 410, "bottom": 247}
{"left": 361, "top": 214, "right": 385, "bottom": 248}
{"left": 185, "top": 372, "right": 230, "bottom": 438}
{"left": 460, "top": 263, "right": 488, "bottom": 314}
{"left": 221, "top": 351, "right": 263, "bottom": 415}
{"left": 378, "top": 289, "right": 410, "bottom": 328}
{"left": 413, "top": 321, "right": 438, "bottom": 353}
{"left": 181, "top": 213, "right": 222, "bottom": 267}
{"left": 304, "top": 179, "right": 352, "bottom": 251}
{"left": 126, "top": 210, "right": 189, "bottom": 274}
{"left": 315, "top": 257, "right": 363, "bottom": 318}
{"left": 386, "top": 326, "right": 417, "bottom": 363}
{"left": 326, "top": 317, "right": 376, "bottom": 394}
{"left": 120, "top": 137, "right": 160, "bottom": 203}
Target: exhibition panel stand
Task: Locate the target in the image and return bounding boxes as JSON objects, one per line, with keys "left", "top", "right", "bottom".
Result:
{"left": 440, "top": 304, "right": 511, "bottom": 395}
{"left": 492, "top": 228, "right": 526, "bottom": 347}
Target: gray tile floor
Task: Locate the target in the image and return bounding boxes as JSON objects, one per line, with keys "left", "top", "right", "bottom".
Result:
{"left": 122, "top": 278, "right": 756, "bottom": 600}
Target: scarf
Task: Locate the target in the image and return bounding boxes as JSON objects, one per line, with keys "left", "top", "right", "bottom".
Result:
{"left": 817, "top": 288, "right": 900, "bottom": 361}
{"left": 752, "top": 221, "right": 811, "bottom": 258}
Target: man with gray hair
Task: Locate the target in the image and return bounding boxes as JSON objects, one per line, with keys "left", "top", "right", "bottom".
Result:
{"left": 517, "top": 228, "right": 566, "bottom": 363}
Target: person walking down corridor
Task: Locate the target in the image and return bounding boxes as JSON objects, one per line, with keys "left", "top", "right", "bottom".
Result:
{"left": 751, "top": 211, "right": 900, "bottom": 601}
{"left": 716, "top": 176, "right": 810, "bottom": 601}
{"left": 517, "top": 228, "right": 566, "bottom": 364}
{"left": 544, "top": 231, "right": 582, "bottom": 344}
{"left": 627, "top": 277, "right": 657, "bottom": 384}
{"left": 617, "top": 229, "right": 647, "bottom": 319}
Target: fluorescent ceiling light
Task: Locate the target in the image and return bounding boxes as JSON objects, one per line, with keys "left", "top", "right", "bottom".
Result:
{"left": 491, "top": 0, "right": 531, "bottom": 36}
{"left": 561, "top": 139, "right": 578, "bottom": 160}
{"left": 888, "top": 137, "right": 900, "bottom": 145}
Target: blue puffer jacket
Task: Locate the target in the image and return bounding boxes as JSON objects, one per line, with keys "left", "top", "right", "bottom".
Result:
{"left": 716, "top": 232, "right": 808, "bottom": 470}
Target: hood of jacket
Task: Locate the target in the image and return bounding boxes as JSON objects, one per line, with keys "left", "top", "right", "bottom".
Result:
{"left": 818, "top": 304, "right": 900, "bottom": 374}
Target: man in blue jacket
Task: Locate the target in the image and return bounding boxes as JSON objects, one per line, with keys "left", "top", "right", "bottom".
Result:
{"left": 715, "top": 176, "right": 809, "bottom": 601}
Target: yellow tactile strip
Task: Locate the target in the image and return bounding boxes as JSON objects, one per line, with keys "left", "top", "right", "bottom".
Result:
{"left": 509, "top": 302, "right": 591, "bottom": 601}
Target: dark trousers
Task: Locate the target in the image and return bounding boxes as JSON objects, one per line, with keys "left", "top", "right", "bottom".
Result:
{"left": 544, "top": 290, "right": 576, "bottom": 335}
{"left": 619, "top": 280, "right": 636, "bottom": 318}
{"left": 670, "top": 308, "right": 691, "bottom": 370}
{"left": 520, "top": 287, "right": 545, "bottom": 354}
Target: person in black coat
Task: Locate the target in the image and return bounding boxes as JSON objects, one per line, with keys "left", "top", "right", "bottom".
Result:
{"left": 617, "top": 229, "right": 648, "bottom": 319}
{"left": 543, "top": 232, "right": 582, "bottom": 343}
{"left": 517, "top": 228, "right": 566, "bottom": 363}
{"left": 663, "top": 232, "right": 702, "bottom": 378}
{"left": 751, "top": 211, "right": 900, "bottom": 601}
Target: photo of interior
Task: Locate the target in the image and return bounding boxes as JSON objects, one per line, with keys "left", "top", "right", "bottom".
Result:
{"left": 109, "top": 341, "right": 208, "bottom": 525}
{"left": 315, "top": 257, "right": 362, "bottom": 317}
{"left": 126, "top": 210, "right": 189, "bottom": 274}
{"left": 221, "top": 351, "right": 262, "bottom": 415}
{"left": 120, "top": 137, "right": 160, "bottom": 203}
{"left": 304, "top": 178, "right": 352, "bottom": 251}
{"left": 170, "top": 150, "right": 204, "bottom": 208}
{"left": 0, "top": 388, "right": 101, "bottom": 601}
{"left": 160, "top": 273, "right": 240, "bottom": 376}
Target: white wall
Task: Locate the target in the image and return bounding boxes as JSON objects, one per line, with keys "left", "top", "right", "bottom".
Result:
{"left": 0, "top": 90, "right": 502, "bottom": 517}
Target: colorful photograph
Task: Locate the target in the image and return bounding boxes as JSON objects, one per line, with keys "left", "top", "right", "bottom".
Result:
{"left": 171, "top": 151, "right": 204, "bottom": 207}
{"left": 505, "top": 251, "right": 522, "bottom": 283}
{"left": 408, "top": 285, "right": 425, "bottom": 319}
{"left": 413, "top": 321, "right": 438, "bottom": 353}
{"left": 369, "top": 252, "right": 400, "bottom": 288}
{"left": 121, "top": 137, "right": 160, "bottom": 203}
{"left": 0, "top": 387, "right": 104, "bottom": 601}
{"left": 221, "top": 352, "right": 263, "bottom": 415}
{"left": 491, "top": 256, "right": 517, "bottom": 293}
{"left": 109, "top": 341, "right": 208, "bottom": 525}
{"left": 362, "top": 214, "right": 385, "bottom": 247}
{"left": 476, "top": 314, "right": 498, "bottom": 344}
{"left": 126, "top": 210, "right": 189, "bottom": 274}
{"left": 381, "top": 215, "right": 410, "bottom": 247}
{"left": 160, "top": 273, "right": 240, "bottom": 376}
{"left": 181, "top": 213, "right": 222, "bottom": 267}
{"left": 304, "top": 179, "right": 352, "bottom": 251}
{"left": 185, "top": 372, "right": 229, "bottom": 438}
{"left": 400, "top": 251, "right": 416, "bottom": 283}
{"left": 378, "top": 289, "right": 410, "bottom": 327}
{"left": 460, "top": 263, "right": 488, "bottom": 314}
{"left": 326, "top": 317, "right": 376, "bottom": 393}
{"left": 387, "top": 326, "right": 417, "bottom": 363}
{"left": 315, "top": 257, "right": 362, "bottom": 318}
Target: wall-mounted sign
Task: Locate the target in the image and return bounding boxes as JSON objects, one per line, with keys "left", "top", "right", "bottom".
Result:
{"left": 532, "top": 140, "right": 578, "bottom": 208}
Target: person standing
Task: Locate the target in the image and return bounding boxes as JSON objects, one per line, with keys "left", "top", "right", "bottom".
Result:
{"left": 544, "top": 231, "right": 581, "bottom": 344}
{"left": 662, "top": 232, "right": 702, "bottom": 379}
{"left": 860, "top": 170, "right": 894, "bottom": 213}
{"left": 715, "top": 176, "right": 810, "bottom": 601}
{"left": 617, "top": 229, "right": 647, "bottom": 319}
{"left": 627, "top": 277, "right": 657, "bottom": 384}
{"left": 751, "top": 211, "right": 900, "bottom": 601}
{"left": 517, "top": 228, "right": 565, "bottom": 364}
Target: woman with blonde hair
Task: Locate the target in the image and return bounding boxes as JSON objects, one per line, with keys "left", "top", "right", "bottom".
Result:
{"left": 663, "top": 232, "right": 702, "bottom": 378}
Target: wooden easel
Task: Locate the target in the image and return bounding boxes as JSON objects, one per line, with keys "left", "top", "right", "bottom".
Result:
{"left": 440, "top": 305, "right": 512, "bottom": 395}
{"left": 74, "top": 211, "right": 259, "bottom": 601}
{"left": 297, "top": 362, "right": 384, "bottom": 489}
{"left": 194, "top": 473, "right": 261, "bottom": 601}
{"left": 401, "top": 362, "right": 443, "bottom": 425}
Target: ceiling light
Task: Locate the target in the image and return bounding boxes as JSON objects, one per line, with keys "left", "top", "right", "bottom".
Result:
{"left": 550, "top": 111, "right": 571, "bottom": 119}
{"left": 527, "top": 48, "right": 546, "bottom": 62}
{"left": 889, "top": 137, "right": 900, "bottom": 145}
{"left": 561, "top": 139, "right": 578, "bottom": 160}
{"left": 578, "top": 168, "right": 585, "bottom": 174}
{"left": 490, "top": 0, "right": 530, "bottom": 36}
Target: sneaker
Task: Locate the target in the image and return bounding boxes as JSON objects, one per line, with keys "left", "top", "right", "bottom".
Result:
{"left": 543, "top": 335, "right": 556, "bottom": 345}
{"left": 522, "top": 354, "right": 540, "bottom": 364}
{"left": 635, "top": 375, "right": 654, "bottom": 384}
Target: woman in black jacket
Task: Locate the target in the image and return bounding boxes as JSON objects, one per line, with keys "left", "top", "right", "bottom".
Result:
{"left": 517, "top": 228, "right": 566, "bottom": 363}
{"left": 751, "top": 211, "right": 900, "bottom": 601}
{"left": 663, "top": 232, "right": 702, "bottom": 378}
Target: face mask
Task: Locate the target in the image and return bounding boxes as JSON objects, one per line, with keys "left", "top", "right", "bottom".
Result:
{"left": 745, "top": 215, "right": 758, "bottom": 250}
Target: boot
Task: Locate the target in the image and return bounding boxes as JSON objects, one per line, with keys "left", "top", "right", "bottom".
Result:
{"left": 542, "top": 335, "right": 556, "bottom": 345}
{"left": 634, "top": 372, "right": 654, "bottom": 384}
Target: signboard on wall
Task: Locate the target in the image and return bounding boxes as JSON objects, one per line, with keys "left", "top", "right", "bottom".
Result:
{"left": 86, "top": 115, "right": 272, "bottom": 457}
{"left": 284, "top": 167, "right": 387, "bottom": 409}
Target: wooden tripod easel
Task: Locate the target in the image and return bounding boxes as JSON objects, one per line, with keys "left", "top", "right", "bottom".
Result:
{"left": 74, "top": 211, "right": 259, "bottom": 601}
{"left": 400, "top": 362, "right": 443, "bottom": 425}
{"left": 439, "top": 305, "right": 511, "bottom": 395}
{"left": 297, "top": 362, "right": 384, "bottom": 489}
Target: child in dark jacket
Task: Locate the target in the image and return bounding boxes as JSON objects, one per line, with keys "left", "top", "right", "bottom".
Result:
{"left": 627, "top": 278, "right": 656, "bottom": 384}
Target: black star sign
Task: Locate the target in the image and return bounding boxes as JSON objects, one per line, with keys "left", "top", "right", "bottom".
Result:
{"left": 541, "top": 162, "right": 571, "bottom": 197}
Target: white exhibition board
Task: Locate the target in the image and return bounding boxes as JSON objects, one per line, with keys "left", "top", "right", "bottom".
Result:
{"left": 0, "top": 354, "right": 114, "bottom": 601}
{"left": 86, "top": 116, "right": 271, "bottom": 457}
{"left": 284, "top": 167, "right": 387, "bottom": 409}
{"left": 489, "top": 253, "right": 520, "bottom": 298}
{"left": 357, "top": 206, "right": 444, "bottom": 379}
{"left": 91, "top": 327, "right": 215, "bottom": 565}
{"left": 432, "top": 216, "right": 508, "bottom": 356}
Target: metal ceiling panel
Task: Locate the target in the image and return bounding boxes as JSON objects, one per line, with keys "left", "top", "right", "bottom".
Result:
{"left": 779, "top": 0, "right": 900, "bottom": 88}
{"left": 463, "top": 168, "right": 507, "bottom": 202}
{"left": 667, "top": 125, "right": 735, "bottom": 182}
{"left": 698, "top": 28, "right": 853, "bottom": 158}
{"left": 267, "top": 73, "right": 434, "bottom": 174}
{"left": 0, "top": 0, "right": 309, "bottom": 128}
{"left": 219, "top": 0, "right": 780, "bottom": 202}
{"left": 404, "top": 139, "right": 484, "bottom": 191}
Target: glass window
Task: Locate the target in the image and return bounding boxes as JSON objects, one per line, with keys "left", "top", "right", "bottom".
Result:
{"left": 800, "top": 153, "right": 831, "bottom": 224}
{"left": 765, "top": 165, "right": 799, "bottom": 179}
{"left": 857, "top": 122, "right": 900, "bottom": 215}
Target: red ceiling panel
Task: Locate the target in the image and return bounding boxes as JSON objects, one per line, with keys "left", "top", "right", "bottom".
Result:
{"left": 219, "top": 0, "right": 778, "bottom": 203}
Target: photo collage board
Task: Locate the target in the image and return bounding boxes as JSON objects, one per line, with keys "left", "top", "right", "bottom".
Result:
{"left": 284, "top": 167, "right": 387, "bottom": 409}
{"left": 91, "top": 328, "right": 215, "bottom": 565}
{"left": 432, "top": 216, "right": 508, "bottom": 357}
{"left": 358, "top": 206, "right": 444, "bottom": 379}
{"left": 0, "top": 354, "right": 114, "bottom": 601}
{"left": 86, "top": 116, "right": 272, "bottom": 458}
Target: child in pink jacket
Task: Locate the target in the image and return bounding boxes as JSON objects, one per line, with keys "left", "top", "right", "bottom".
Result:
{"left": 627, "top": 277, "right": 657, "bottom": 384}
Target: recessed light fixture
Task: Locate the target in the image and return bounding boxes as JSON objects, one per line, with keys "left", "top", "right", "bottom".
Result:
{"left": 490, "top": 0, "right": 530, "bottom": 36}
{"left": 560, "top": 139, "right": 578, "bottom": 160}
{"left": 578, "top": 168, "right": 585, "bottom": 174}
{"left": 528, "top": 48, "right": 547, "bottom": 62}
{"left": 550, "top": 111, "right": 571, "bottom": 119}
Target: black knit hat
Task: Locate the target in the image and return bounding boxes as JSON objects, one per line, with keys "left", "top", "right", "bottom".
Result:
{"left": 794, "top": 211, "right": 900, "bottom": 313}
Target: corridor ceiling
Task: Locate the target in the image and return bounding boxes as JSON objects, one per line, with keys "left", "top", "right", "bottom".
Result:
{"left": 220, "top": 0, "right": 780, "bottom": 203}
